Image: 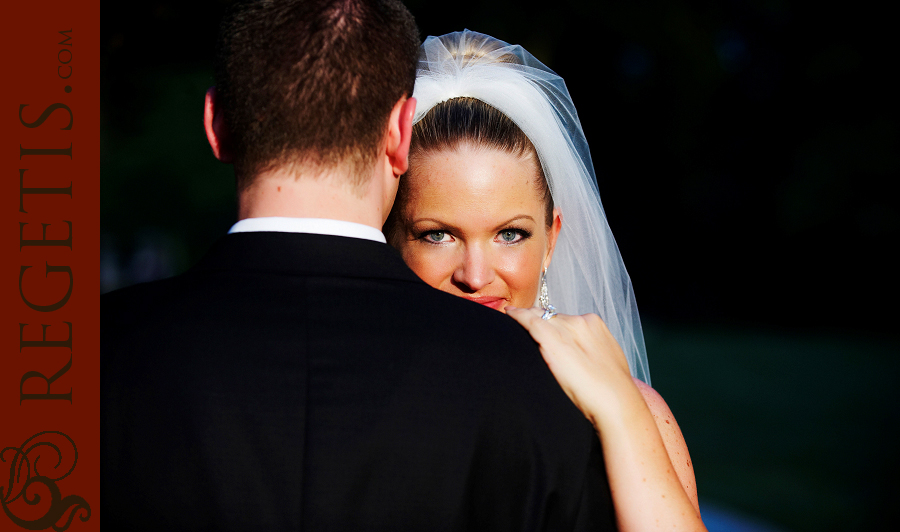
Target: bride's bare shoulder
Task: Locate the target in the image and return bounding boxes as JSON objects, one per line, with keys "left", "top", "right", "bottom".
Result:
{"left": 632, "top": 377, "right": 699, "bottom": 511}
{"left": 633, "top": 379, "right": 673, "bottom": 420}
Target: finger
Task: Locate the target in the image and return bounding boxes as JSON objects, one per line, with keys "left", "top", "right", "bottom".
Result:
{"left": 505, "top": 306, "right": 544, "bottom": 323}
{"left": 506, "top": 306, "right": 547, "bottom": 333}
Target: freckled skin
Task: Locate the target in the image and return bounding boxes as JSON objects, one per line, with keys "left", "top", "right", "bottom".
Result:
{"left": 396, "top": 144, "right": 560, "bottom": 312}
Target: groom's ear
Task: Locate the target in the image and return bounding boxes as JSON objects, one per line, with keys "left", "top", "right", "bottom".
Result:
{"left": 385, "top": 96, "right": 416, "bottom": 176}
{"left": 204, "top": 87, "right": 234, "bottom": 163}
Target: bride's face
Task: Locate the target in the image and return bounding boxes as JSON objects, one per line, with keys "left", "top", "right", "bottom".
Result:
{"left": 394, "top": 144, "right": 561, "bottom": 312}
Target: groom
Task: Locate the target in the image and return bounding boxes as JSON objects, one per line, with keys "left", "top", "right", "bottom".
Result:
{"left": 101, "top": 1, "right": 615, "bottom": 529}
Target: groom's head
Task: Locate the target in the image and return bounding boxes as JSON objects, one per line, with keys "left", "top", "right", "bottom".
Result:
{"left": 209, "top": 0, "right": 419, "bottom": 192}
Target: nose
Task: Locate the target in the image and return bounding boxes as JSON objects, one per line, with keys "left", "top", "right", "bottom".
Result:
{"left": 452, "top": 244, "right": 496, "bottom": 293}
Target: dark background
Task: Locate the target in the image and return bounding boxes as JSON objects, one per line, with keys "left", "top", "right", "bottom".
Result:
{"left": 101, "top": 1, "right": 898, "bottom": 530}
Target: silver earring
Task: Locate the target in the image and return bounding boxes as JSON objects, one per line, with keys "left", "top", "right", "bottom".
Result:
{"left": 539, "top": 268, "right": 557, "bottom": 320}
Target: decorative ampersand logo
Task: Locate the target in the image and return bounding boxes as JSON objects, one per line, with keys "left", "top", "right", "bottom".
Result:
{"left": 1, "top": 431, "right": 91, "bottom": 531}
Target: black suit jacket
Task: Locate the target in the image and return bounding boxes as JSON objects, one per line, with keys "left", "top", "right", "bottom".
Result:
{"left": 101, "top": 232, "right": 616, "bottom": 530}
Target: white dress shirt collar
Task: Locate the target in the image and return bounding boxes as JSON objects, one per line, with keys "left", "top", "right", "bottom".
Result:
{"left": 228, "top": 217, "right": 386, "bottom": 244}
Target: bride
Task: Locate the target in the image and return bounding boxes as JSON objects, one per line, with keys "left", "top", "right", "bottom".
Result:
{"left": 385, "top": 30, "right": 706, "bottom": 531}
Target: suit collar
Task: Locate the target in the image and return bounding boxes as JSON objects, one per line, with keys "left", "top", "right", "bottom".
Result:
{"left": 192, "top": 232, "right": 423, "bottom": 283}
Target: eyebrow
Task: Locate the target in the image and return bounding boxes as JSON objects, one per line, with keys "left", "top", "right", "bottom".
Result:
{"left": 491, "top": 215, "right": 536, "bottom": 232}
{"left": 407, "top": 218, "right": 462, "bottom": 233}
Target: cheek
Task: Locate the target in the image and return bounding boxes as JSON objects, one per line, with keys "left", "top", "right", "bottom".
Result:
{"left": 497, "top": 247, "right": 544, "bottom": 308}
{"left": 401, "top": 245, "right": 454, "bottom": 289}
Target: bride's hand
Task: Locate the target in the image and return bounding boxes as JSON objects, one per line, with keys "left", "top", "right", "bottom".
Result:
{"left": 507, "top": 306, "right": 705, "bottom": 530}
{"left": 505, "top": 307, "right": 639, "bottom": 426}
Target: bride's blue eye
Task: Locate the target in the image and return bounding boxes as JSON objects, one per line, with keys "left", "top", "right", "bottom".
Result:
{"left": 423, "top": 230, "right": 449, "bottom": 243}
{"left": 497, "top": 229, "right": 530, "bottom": 244}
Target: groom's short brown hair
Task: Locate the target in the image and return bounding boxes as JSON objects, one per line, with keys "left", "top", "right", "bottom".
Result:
{"left": 215, "top": 0, "right": 419, "bottom": 190}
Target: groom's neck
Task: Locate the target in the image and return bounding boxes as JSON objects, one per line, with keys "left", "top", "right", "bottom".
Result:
{"left": 236, "top": 166, "right": 392, "bottom": 230}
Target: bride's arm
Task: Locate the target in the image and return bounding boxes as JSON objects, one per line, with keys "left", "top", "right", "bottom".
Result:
{"left": 506, "top": 308, "right": 705, "bottom": 532}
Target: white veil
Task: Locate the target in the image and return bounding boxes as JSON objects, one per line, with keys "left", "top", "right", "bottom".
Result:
{"left": 413, "top": 30, "right": 651, "bottom": 384}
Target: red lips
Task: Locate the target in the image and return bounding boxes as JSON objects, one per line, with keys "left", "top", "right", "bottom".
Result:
{"left": 464, "top": 296, "right": 506, "bottom": 311}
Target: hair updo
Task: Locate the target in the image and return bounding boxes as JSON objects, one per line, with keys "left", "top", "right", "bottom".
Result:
{"left": 416, "top": 96, "right": 552, "bottom": 218}
{"left": 384, "top": 97, "right": 555, "bottom": 244}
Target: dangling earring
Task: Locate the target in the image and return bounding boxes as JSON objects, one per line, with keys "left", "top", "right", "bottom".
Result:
{"left": 539, "top": 267, "right": 557, "bottom": 320}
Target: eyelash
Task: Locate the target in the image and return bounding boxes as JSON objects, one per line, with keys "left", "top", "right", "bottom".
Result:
{"left": 418, "top": 230, "right": 452, "bottom": 245}
{"left": 416, "top": 227, "right": 532, "bottom": 246}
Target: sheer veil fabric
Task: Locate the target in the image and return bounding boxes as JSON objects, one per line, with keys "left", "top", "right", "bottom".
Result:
{"left": 413, "top": 30, "right": 651, "bottom": 384}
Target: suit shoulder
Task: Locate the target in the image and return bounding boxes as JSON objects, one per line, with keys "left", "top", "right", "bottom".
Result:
{"left": 395, "top": 286, "right": 569, "bottom": 400}
{"left": 406, "top": 283, "right": 540, "bottom": 352}
{"left": 101, "top": 275, "right": 188, "bottom": 323}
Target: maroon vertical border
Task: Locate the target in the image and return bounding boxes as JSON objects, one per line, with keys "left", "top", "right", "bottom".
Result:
{"left": 1, "top": 1, "right": 99, "bottom": 531}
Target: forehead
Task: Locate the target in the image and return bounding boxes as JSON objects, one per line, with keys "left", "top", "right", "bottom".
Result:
{"left": 405, "top": 145, "right": 544, "bottom": 218}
